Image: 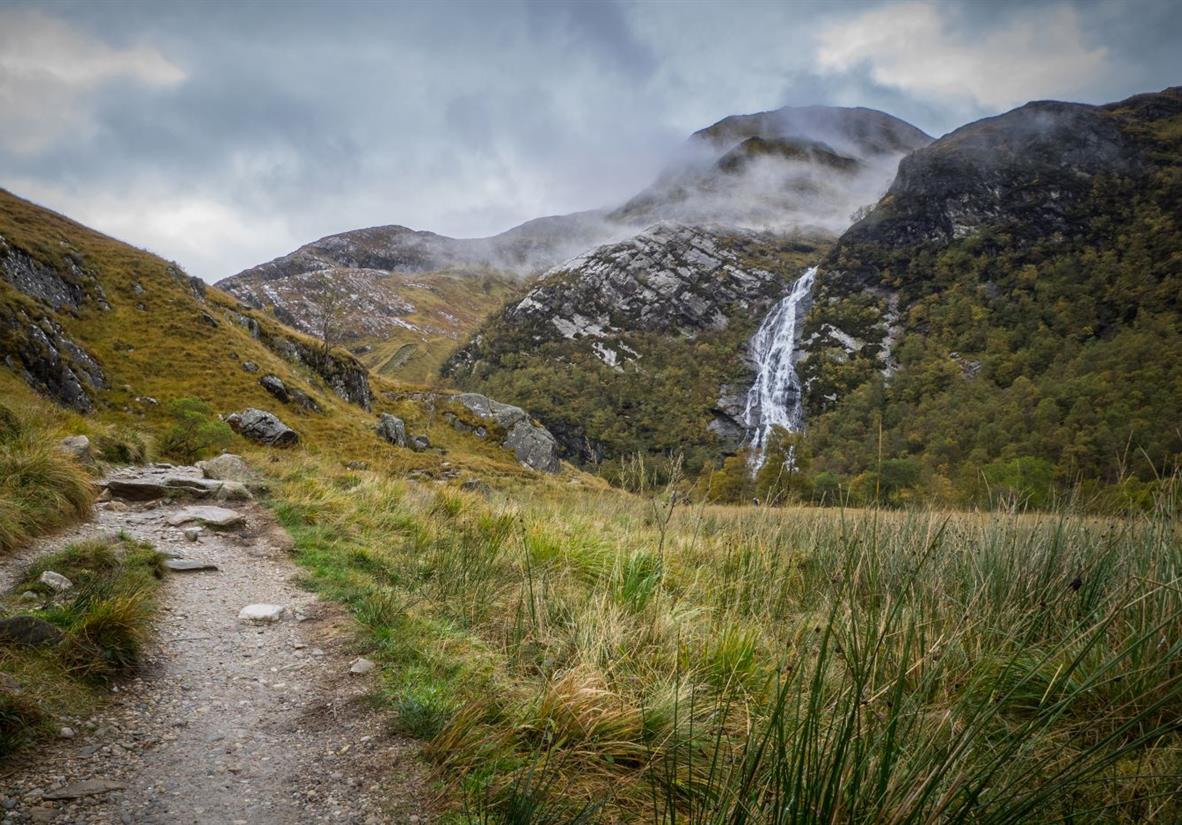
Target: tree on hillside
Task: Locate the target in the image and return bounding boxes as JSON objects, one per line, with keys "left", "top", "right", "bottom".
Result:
{"left": 308, "top": 284, "right": 349, "bottom": 355}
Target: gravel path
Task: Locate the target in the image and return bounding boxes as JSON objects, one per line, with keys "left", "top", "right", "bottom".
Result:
{"left": 1, "top": 465, "right": 429, "bottom": 824}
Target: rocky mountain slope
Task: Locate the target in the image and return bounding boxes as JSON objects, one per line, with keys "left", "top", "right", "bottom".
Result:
{"left": 221, "top": 105, "right": 930, "bottom": 384}
{"left": 796, "top": 87, "right": 1182, "bottom": 505}
{"left": 444, "top": 224, "right": 828, "bottom": 469}
{"left": 0, "top": 189, "right": 566, "bottom": 477}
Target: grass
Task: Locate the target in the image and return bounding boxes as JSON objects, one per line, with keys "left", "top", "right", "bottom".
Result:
{"left": 268, "top": 454, "right": 1182, "bottom": 822}
{"left": 0, "top": 396, "right": 95, "bottom": 556}
{"left": 0, "top": 534, "right": 165, "bottom": 758}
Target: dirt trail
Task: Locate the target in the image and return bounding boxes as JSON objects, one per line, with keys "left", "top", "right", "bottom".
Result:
{"left": 2, "top": 464, "right": 428, "bottom": 824}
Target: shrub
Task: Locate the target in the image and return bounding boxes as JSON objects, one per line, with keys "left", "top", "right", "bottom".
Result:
{"left": 156, "top": 397, "right": 233, "bottom": 464}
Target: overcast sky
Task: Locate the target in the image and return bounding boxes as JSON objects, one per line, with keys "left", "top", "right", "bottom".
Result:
{"left": 1, "top": 0, "right": 1179, "bottom": 281}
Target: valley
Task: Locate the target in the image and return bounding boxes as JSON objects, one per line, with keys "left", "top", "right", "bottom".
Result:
{"left": 1, "top": 15, "right": 1180, "bottom": 819}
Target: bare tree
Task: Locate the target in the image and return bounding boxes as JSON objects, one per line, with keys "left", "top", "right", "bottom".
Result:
{"left": 309, "top": 284, "right": 349, "bottom": 356}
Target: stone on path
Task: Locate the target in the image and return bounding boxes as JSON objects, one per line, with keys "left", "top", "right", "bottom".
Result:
{"left": 196, "top": 453, "right": 255, "bottom": 482}
{"left": 42, "top": 779, "right": 126, "bottom": 800}
{"left": 238, "top": 604, "right": 285, "bottom": 623}
{"left": 164, "top": 559, "right": 219, "bottom": 573}
{"left": 38, "top": 570, "right": 73, "bottom": 592}
{"left": 167, "top": 506, "right": 244, "bottom": 529}
{"left": 349, "top": 657, "right": 376, "bottom": 675}
{"left": 105, "top": 478, "right": 168, "bottom": 501}
{"left": 183, "top": 527, "right": 202, "bottom": 542}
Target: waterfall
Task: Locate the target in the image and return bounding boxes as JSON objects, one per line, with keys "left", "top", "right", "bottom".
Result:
{"left": 743, "top": 266, "right": 817, "bottom": 471}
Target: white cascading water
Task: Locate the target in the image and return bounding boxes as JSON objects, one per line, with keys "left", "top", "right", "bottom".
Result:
{"left": 743, "top": 266, "right": 818, "bottom": 471}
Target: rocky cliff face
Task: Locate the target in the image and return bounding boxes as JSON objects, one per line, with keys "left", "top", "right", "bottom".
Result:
{"left": 798, "top": 88, "right": 1182, "bottom": 417}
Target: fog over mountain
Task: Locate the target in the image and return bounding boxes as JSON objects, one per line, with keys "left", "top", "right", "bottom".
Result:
{"left": 2, "top": 0, "right": 1180, "bottom": 281}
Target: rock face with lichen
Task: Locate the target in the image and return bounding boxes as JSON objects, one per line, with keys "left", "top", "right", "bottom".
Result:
{"left": 444, "top": 225, "right": 828, "bottom": 462}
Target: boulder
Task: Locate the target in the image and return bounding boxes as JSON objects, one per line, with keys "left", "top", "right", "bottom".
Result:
{"left": 213, "top": 480, "right": 252, "bottom": 501}
{"left": 259, "top": 374, "right": 290, "bottom": 403}
{"left": 196, "top": 453, "right": 254, "bottom": 482}
{"left": 376, "top": 414, "right": 408, "bottom": 448}
{"left": 58, "top": 434, "right": 92, "bottom": 464}
{"left": 225, "top": 408, "right": 299, "bottom": 447}
{"left": 38, "top": 570, "right": 73, "bottom": 592}
{"left": 241, "top": 361, "right": 259, "bottom": 373}
{"left": 452, "top": 393, "right": 560, "bottom": 473}
{"left": 410, "top": 434, "right": 431, "bottom": 452}
{"left": 288, "top": 388, "right": 322, "bottom": 413}
{"left": 0, "top": 616, "right": 65, "bottom": 649}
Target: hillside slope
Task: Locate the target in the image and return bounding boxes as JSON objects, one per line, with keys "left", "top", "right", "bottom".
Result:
{"left": 797, "top": 87, "right": 1182, "bottom": 506}
{"left": 0, "top": 189, "right": 565, "bottom": 481}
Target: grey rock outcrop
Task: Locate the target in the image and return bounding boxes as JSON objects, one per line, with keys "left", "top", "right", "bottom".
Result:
{"left": 2, "top": 308, "right": 106, "bottom": 413}
{"left": 259, "top": 374, "right": 290, "bottom": 403}
{"left": 453, "top": 393, "right": 559, "bottom": 473}
{"left": 225, "top": 408, "right": 299, "bottom": 447}
{"left": 376, "top": 414, "right": 408, "bottom": 448}
{"left": 59, "top": 434, "right": 93, "bottom": 464}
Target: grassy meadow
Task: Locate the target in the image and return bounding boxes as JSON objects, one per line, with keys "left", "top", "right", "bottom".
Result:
{"left": 271, "top": 455, "right": 1182, "bottom": 822}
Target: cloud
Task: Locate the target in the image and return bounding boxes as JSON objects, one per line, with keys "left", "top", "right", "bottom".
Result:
{"left": 0, "top": 7, "right": 185, "bottom": 153}
{"left": 815, "top": 1, "right": 1109, "bottom": 110}
{"left": 7, "top": 177, "right": 296, "bottom": 281}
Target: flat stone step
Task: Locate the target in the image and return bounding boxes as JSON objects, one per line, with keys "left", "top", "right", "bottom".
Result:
{"left": 166, "top": 506, "right": 244, "bottom": 529}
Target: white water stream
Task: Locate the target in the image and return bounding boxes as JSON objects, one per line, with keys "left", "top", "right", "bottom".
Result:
{"left": 743, "top": 266, "right": 818, "bottom": 471}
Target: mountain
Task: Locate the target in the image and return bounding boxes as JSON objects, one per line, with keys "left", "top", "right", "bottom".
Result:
{"left": 217, "top": 211, "right": 628, "bottom": 382}
{"left": 442, "top": 87, "right": 1182, "bottom": 507}
{"left": 222, "top": 105, "right": 931, "bottom": 384}
{"left": 0, "top": 188, "right": 565, "bottom": 478}
{"left": 440, "top": 105, "right": 931, "bottom": 473}
{"left": 796, "top": 87, "right": 1182, "bottom": 506}
{"left": 610, "top": 105, "right": 932, "bottom": 230}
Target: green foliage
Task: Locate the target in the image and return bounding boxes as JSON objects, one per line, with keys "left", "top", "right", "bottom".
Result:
{"left": 799, "top": 100, "right": 1182, "bottom": 511}
{"left": 156, "top": 397, "right": 233, "bottom": 464}
{"left": 753, "top": 427, "right": 813, "bottom": 505}
{"left": 982, "top": 455, "right": 1056, "bottom": 509}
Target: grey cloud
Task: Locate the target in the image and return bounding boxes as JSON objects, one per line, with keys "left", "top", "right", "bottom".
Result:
{"left": 0, "top": 0, "right": 1179, "bottom": 281}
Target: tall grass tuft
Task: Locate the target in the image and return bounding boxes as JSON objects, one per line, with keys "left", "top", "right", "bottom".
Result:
{"left": 0, "top": 401, "right": 94, "bottom": 555}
